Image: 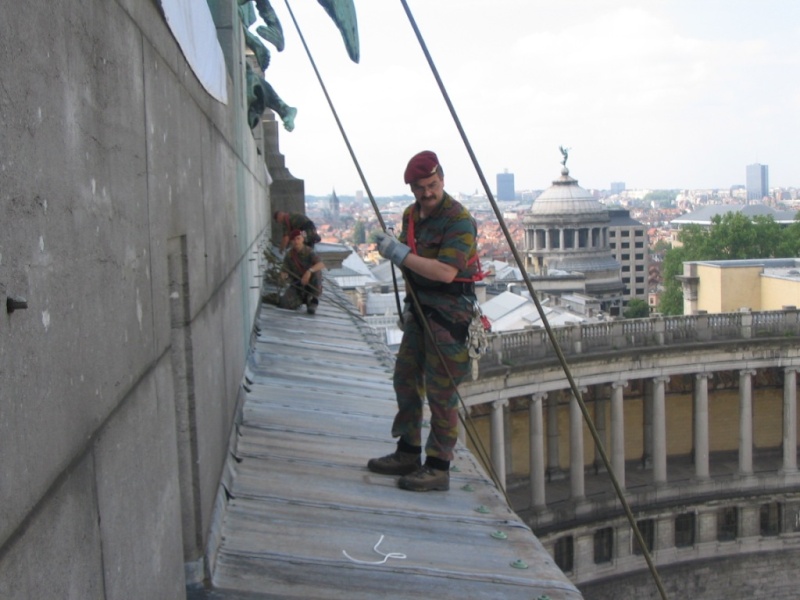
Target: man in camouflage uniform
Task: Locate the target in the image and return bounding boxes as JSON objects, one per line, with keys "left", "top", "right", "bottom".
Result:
{"left": 278, "top": 229, "right": 324, "bottom": 314}
{"left": 367, "top": 150, "right": 479, "bottom": 492}
{"left": 274, "top": 210, "right": 321, "bottom": 251}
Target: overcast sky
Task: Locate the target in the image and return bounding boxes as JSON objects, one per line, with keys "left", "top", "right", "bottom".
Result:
{"left": 261, "top": 0, "right": 800, "bottom": 197}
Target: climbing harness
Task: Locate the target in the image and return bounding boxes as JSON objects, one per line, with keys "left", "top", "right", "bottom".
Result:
{"left": 467, "top": 300, "right": 491, "bottom": 379}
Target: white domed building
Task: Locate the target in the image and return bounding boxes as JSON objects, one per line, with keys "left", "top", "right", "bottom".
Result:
{"left": 522, "top": 159, "right": 624, "bottom": 314}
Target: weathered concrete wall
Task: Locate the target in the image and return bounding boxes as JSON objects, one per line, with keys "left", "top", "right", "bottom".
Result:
{"left": 0, "top": 0, "right": 273, "bottom": 597}
{"left": 579, "top": 550, "right": 800, "bottom": 600}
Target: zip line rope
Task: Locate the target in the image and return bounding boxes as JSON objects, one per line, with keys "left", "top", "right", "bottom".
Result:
{"left": 280, "top": 0, "right": 507, "bottom": 501}
{"left": 398, "top": 1, "right": 668, "bottom": 598}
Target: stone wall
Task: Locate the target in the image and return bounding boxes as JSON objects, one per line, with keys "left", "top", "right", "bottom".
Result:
{"left": 0, "top": 1, "right": 274, "bottom": 597}
{"left": 580, "top": 550, "right": 800, "bottom": 600}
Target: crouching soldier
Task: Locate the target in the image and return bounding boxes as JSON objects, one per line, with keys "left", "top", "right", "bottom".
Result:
{"left": 279, "top": 229, "right": 324, "bottom": 314}
{"left": 274, "top": 210, "right": 321, "bottom": 251}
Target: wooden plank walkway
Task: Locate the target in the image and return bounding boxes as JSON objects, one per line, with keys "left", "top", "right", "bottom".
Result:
{"left": 200, "top": 281, "right": 583, "bottom": 599}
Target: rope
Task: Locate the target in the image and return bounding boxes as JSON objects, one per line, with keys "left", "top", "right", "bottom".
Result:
{"left": 398, "top": 2, "right": 668, "bottom": 598}
{"left": 280, "top": 0, "right": 508, "bottom": 501}
{"left": 280, "top": 0, "right": 403, "bottom": 322}
{"left": 342, "top": 534, "right": 407, "bottom": 565}
{"left": 262, "top": 245, "right": 365, "bottom": 321}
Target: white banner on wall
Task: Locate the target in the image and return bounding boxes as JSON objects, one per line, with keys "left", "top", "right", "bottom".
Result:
{"left": 159, "top": 0, "right": 229, "bottom": 104}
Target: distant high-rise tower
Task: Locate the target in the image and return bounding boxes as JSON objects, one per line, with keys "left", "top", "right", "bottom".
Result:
{"left": 496, "top": 169, "right": 515, "bottom": 201}
{"left": 610, "top": 181, "right": 626, "bottom": 195}
{"left": 746, "top": 163, "right": 769, "bottom": 201}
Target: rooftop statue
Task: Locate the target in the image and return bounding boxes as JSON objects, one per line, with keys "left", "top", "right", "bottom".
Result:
{"left": 559, "top": 145, "right": 570, "bottom": 167}
{"left": 238, "top": 0, "right": 360, "bottom": 131}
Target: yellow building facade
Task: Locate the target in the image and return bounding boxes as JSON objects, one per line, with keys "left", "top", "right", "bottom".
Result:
{"left": 680, "top": 258, "right": 800, "bottom": 314}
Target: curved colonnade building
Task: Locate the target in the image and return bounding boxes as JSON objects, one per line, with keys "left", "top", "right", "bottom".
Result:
{"left": 462, "top": 163, "right": 800, "bottom": 598}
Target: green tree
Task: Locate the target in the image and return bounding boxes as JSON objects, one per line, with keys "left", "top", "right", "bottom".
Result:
{"left": 652, "top": 239, "right": 671, "bottom": 253}
{"left": 351, "top": 220, "right": 366, "bottom": 245}
{"left": 659, "top": 244, "right": 689, "bottom": 315}
{"left": 659, "top": 212, "right": 800, "bottom": 315}
{"left": 623, "top": 298, "right": 650, "bottom": 319}
{"left": 776, "top": 212, "right": 800, "bottom": 257}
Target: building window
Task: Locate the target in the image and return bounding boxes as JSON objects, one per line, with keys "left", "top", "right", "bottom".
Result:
{"left": 675, "top": 513, "right": 696, "bottom": 547}
{"left": 622, "top": 230, "right": 630, "bottom": 237}
{"left": 554, "top": 536, "right": 574, "bottom": 572}
{"left": 635, "top": 264, "right": 644, "bottom": 271}
{"left": 761, "top": 502, "right": 782, "bottom": 536}
{"left": 609, "top": 230, "right": 617, "bottom": 237}
{"left": 718, "top": 506, "right": 738, "bottom": 541}
{"left": 594, "top": 527, "right": 614, "bottom": 564}
{"left": 610, "top": 242, "right": 617, "bottom": 249}
{"left": 622, "top": 253, "right": 630, "bottom": 260}
{"left": 621, "top": 242, "right": 630, "bottom": 249}
{"left": 635, "top": 230, "right": 644, "bottom": 236}
{"left": 622, "top": 265, "right": 630, "bottom": 272}
{"left": 636, "top": 287, "right": 645, "bottom": 294}
{"left": 635, "top": 253, "right": 644, "bottom": 260}
{"left": 635, "top": 276, "right": 644, "bottom": 283}
{"left": 633, "top": 519, "right": 655, "bottom": 555}
{"left": 635, "top": 241, "right": 644, "bottom": 248}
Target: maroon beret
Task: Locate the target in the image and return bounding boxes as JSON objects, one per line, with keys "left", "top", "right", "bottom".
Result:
{"left": 404, "top": 150, "right": 440, "bottom": 184}
{"left": 288, "top": 229, "right": 303, "bottom": 240}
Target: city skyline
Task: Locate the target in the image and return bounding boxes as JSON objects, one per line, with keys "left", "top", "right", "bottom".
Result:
{"left": 263, "top": 1, "right": 800, "bottom": 197}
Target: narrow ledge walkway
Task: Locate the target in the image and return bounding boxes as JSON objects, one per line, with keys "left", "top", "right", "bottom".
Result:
{"left": 193, "top": 280, "right": 582, "bottom": 600}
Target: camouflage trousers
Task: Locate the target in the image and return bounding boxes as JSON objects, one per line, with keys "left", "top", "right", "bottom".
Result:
{"left": 391, "top": 310, "right": 470, "bottom": 462}
{"left": 278, "top": 275, "right": 321, "bottom": 310}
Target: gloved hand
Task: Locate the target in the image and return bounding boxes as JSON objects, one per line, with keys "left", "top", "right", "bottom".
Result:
{"left": 376, "top": 231, "right": 411, "bottom": 267}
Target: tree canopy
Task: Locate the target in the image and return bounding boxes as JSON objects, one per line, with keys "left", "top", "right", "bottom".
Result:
{"left": 623, "top": 298, "right": 650, "bottom": 319}
{"left": 659, "top": 212, "right": 800, "bottom": 315}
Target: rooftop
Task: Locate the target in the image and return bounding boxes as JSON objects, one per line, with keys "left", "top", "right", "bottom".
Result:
{"left": 671, "top": 203, "right": 798, "bottom": 225}
{"left": 192, "top": 279, "right": 581, "bottom": 599}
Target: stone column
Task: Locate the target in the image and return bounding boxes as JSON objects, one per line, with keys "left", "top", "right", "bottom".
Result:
{"left": 529, "top": 393, "right": 547, "bottom": 509}
{"left": 696, "top": 508, "right": 718, "bottom": 545}
{"left": 652, "top": 376, "right": 669, "bottom": 484}
{"left": 783, "top": 367, "right": 798, "bottom": 473}
{"left": 694, "top": 373, "right": 711, "bottom": 480}
{"left": 739, "top": 505, "right": 760, "bottom": 538}
{"left": 610, "top": 381, "right": 627, "bottom": 490}
{"left": 739, "top": 369, "right": 756, "bottom": 477}
{"left": 546, "top": 394, "right": 561, "bottom": 480}
{"left": 570, "top": 388, "right": 587, "bottom": 500}
{"left": 642, "top": 379, "right": 653, "bottom": 468}
{"left": 559, "top": 228, "right": 565, "bottom": 250}
{"left": 491, "top": 399, "right": 509, "bottom": 491}
{"left": 593, "top": 391, "right": 607, "bottom": 473}
{"left": 504, "top": 405, "right": 513, "bottom": 476}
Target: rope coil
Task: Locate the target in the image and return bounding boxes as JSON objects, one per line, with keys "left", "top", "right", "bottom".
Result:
{"left": 342, "top": 535, "right": 407, "bottom": 565}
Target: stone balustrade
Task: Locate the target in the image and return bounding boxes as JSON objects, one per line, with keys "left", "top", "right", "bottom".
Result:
{"left": 459, "top": 307, "right": 800, "bottom": 594}
{"left": 477, "top": 308, "right": 800, "bottom": 370}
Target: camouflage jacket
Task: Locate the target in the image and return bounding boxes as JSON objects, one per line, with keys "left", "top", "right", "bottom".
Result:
{"left": 399, "top": 192, "right": 478, "bottom": 324}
